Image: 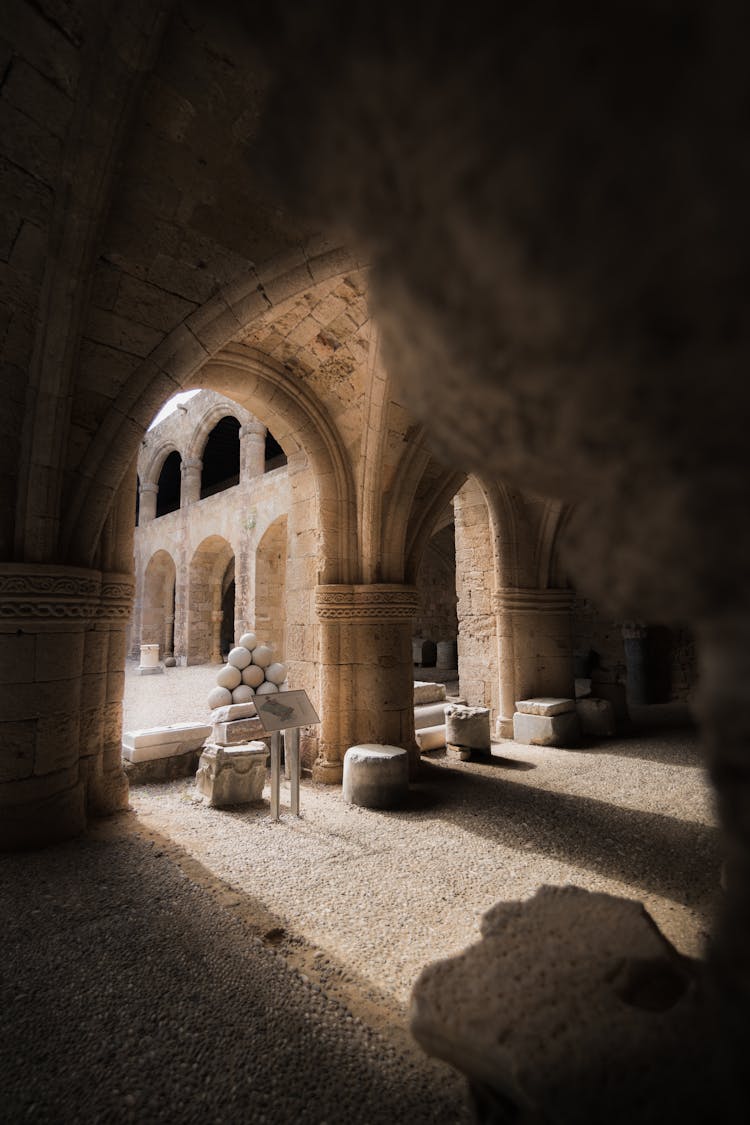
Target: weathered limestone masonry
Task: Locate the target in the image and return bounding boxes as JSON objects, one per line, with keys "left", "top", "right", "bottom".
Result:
{"left": 0, "top": 565, "right": 131, "bottom": 848}
{"left": 315, "top": 584, "right": 420, "bottom": 782}
{"left": 132, "top": 390, "right": 290, "bottom": 665}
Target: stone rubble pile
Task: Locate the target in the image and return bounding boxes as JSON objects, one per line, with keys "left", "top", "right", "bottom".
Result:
{"left": 207, "top": 632, "right": 288, "bottom": 711}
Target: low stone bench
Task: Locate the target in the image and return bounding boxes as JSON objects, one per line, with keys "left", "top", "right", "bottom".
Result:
{"left": 513, "top": 698, "right": 580, "bottom": 747}
{"left": 342, "top": 744, "right": 409, "bottom": 809}
{"left": 122, "top": 722, "right": 212, "bottom": 783}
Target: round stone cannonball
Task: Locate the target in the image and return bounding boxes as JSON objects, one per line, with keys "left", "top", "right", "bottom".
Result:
{"left": 265, "top": 661, "right": 288, "bottom": 685}
{"left": 208, "top": 686, "right": 233, "bottom": 709}
{"left": 255, "top": 681, "right": 279, "bottom": 695}
{"left": 216, "top": 664, "right": 242, "bottom": 690}
{"left": 239, "top": 632, "right": 258, "bottom": 652}
{"left": 251, "top": 644, "right": 274, "bottom": 669}
{"left": 227, "top": 646, "right": 252, "bottom": 670}
{"left": 242, "top": 663, "right": 265, "bottom": 688}
{"left": 232, "top": 684, "right": 256, "bottom": 704}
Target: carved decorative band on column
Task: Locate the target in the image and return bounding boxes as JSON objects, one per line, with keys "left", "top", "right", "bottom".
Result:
{"left": 0, "top": 565, "right": 134, "bottom": 621}
{"left": 139, "top": 482, "right": 158, "bottom": 494}
{"left": 100, "top": 573, "right": 136, "bottom": 620}
{"left": 492, "top": 588, "right": 574, "bottom": 615}
{"left": 0, "top": 565, "right": 101, "bottom": 620}
{"left": 315, "top": 584, "right": 419, "bottom": 623}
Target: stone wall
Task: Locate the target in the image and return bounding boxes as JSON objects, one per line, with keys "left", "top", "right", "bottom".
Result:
{"left": 414, "top": 524, "right": 458, "bottom": 648}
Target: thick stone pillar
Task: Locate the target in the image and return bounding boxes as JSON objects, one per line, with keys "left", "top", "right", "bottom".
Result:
{"left": 493, "top": 587, "right": 575, "bottom": 738}
{"left": 240, "top": 420, "right": 267, "bottom": 480}
{"left": 180, "top": 457, "right": 202, "bottom": 505}
{"left": 0, "top": 564, "right": 132, "bottom": 849}
{"left": 314, "top": 584, "right": 420, "bottom": 783}
{"left": 138, "top": 481, "right": 158, "bottom": 523}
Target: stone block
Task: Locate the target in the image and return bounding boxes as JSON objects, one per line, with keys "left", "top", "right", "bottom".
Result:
{"left": 124, "top": 746, "right": 203, "bottom": 784}
{"left": 413, "top": 681, "right": 447, "bottom": 705}
{"left": 122, "top": 722, "right": 211, "bottom": 763}
{"left": 515, "top": 697, "right": 576, "bottom": 716}
{"left": 211, "top": 702, "right": 257, "bottom": 723}
{"left": 195, "top": 742, "right": 269, "bottom": 807}
{"left": 410, "top": 886, "right": 708, "bottom": 1123}
{"left": 513, "top": 710, "right": 580, "bottom": 748}
{"left": 212, "top": 716, "right": 265, "bottom": 745}
{"left": 342, "top": 744, "right": 409, "bottom": 809}
{"left": 415, "top": 724, "right": 446, "bottom": 752}
{"left": 577, "top": 697, "right": 616, "bottom": 737}
{"left": 414, "top": 702, "right": 449, "bottom": 730}
{"left": 445, "top": 704, "right": 491, "bottom": 752}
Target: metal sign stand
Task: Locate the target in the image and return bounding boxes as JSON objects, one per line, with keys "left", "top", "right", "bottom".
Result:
{"left": 255, "top": 690, "right": 319, "bottom": 824}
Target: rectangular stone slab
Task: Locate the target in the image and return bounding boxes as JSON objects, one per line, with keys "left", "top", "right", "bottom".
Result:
{"left": 414, "top": 702, "right": 450, "bottom": 730}
{"left": 413, "top": 681, "right": 447, "bottom": 705}
{"left": 513, "top": 710, "right": 581, "bottom": 748}
{"left": 210, "top": 702, "right": 257, "bottom": 723}
{"left": 122, "top": 723, "right": 211, "bottom": 762}
{"left": 515, "top": 697, "right": 576, "bottom": 717}
{"left": 212, "top": 716, "right": 265, "bottom": 745}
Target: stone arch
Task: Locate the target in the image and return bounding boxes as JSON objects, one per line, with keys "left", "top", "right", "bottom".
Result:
{"left": 199, "top": 344, "right": 357, "bottom": 585}
{"left": 255, "top": 515, "right": 288, "bottom": 659}
{"left": 141, "top": 550, "right": 177, "bottom": 657}
{"left": 186, "top": 535, "right": 236, "bottom": 665}
{"left": 62, "top": 247, "right": 361, "bottom": 567}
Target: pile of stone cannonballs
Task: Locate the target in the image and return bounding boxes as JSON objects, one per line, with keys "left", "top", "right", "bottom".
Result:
{"left": 207, "top": 632, "right": 288, "bottom": 709}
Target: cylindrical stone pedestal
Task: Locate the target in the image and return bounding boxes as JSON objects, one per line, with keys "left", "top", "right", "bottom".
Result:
{"left": 315, "top": 584, "right": 420, "bottom": 783}
{"left": 138, "top": 643, "right": 162, "bottom": 674}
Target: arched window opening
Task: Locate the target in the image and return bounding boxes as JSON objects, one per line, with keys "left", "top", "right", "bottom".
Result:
{"left": 414, "top": 518, "right": 458, "bottom": 682}
{"left": 156, "top": 451, "right": 182, "bottom": 517}
{"left": 264, "top": 431, "right": 288, "bottom": 473}
{"left": 201, "top": 416, "right": 241, "bottom": 499}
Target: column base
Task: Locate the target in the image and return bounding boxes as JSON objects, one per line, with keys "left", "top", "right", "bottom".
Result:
{"left": 88, "top": 769, "right": 130, "bottom": 817}
{"left": 0, "top": 783, "right": 86, "bottom": 851}
{"left": 312, "top": 758, "right": 343, "bottom": 785}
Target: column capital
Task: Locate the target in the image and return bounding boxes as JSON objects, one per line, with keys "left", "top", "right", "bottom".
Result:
{"left": 181, "top": 457, "right": 202, "bottom": 473}
{"left": 492, "top": 587, "right": 574, "bottom": 615}
{"left": 315, "top": 583, "right": 419, "bottom": 623}
{"left": 139, "top": 482, "right": 158, "bottom": 495}
{"left": 240, "top": 421, "right": 267, "bottom": 439}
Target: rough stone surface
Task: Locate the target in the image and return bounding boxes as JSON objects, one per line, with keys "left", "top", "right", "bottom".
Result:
{"left": 242, "top": 664, "right": 266, "bottom": 688}
{"left": 216, "top": 664, "right": 242, "bottom": 691}
{"left": 410, "top": 886, "right": 710, "bottom": 1124}
{"left": 231, "top": 684, "right": 255, "bottom": 704}
{"left": 415, "top": 724, "right": 446, "bottom": 752}
{"left": 227, "top": 646, "right": 253, "bottom": 670}
{"left": 123, "top": 746, "right": 202, "bottom": 783}
{"left": 414, "top": 681, "right": 447, "bottom": 706}
{"left": 342, "top": 744, "right": 409, "bottom": 809}
{"left": 213, "top": 717, "right": 265, "bottom": 746}
{"left": 212, "top": 701, "right": 257, "bottom": 723}
{"left": 445, "top": 705, "right": 491, "bottom": 752}
{"left": 515, "top": 697, "right": 576, "bottom": 717}
{"left": 513, "top": 711, "right": 581, "bottom": 749}
{"left": 577, "top": 697, "right": 617, "bottom": 737}
{"left": 207, "top": 686, "right": 233, "bottom": 710}
{"left": 195, "top": 742, "right": 269, "bottom": 807}
{"left": 414, "top": 702, "right": 449, "bottom": 731}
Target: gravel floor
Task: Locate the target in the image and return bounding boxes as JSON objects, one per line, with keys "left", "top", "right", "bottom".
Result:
{"left": 0, "top": 662, "right": 721, "bottom": 1124}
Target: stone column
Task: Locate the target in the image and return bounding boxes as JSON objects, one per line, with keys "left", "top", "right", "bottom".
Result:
{"left": 240, "top": 420, "right": 267, "bottom": 480}
{"left": 0, "top": 564, "right": 132, "bottom": 849}
{"left": 86, "top": 573, "right": 132, "bottom": 817}
{"left": 138, "top": 481, "right": 158, "bottom": 523}
{"left": 210, "top": 609, "right": 223, "bottom": 663}
{"left": 493, "top": 587, "right": 575, "bottom": 737}
{"left": 622, "top": 621, "right": 648, "bottom": 704}
{"left": 314, "top": 584, "right": 420, "bottom": 783}
{"left": 180, "top": 457, "right": 202, "bottom": 505}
